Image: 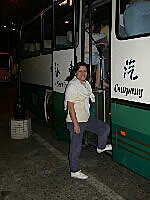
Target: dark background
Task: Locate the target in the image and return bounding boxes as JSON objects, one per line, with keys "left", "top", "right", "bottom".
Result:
{"left": 0, "top": 0, "right": 52, "bottom": 25}
{"left": 0, "top": 0, "right": 52, "bottom": 52}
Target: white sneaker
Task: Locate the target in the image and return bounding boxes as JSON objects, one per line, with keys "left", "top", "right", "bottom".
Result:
{"left": 71, "top": 170, "right": 88, "bottom": 180}
{"left": 97, "top": 144, "right": 112, "bottom": 154}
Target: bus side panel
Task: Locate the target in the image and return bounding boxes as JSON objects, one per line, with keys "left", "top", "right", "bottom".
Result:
{"left": 112, "top": 103, "right": 150, "bottom": 179}
{"left": 54, "top": 92, "right": 70, "bottom": 143}
{"left": 53, "top": 49, "right": 74, "bottom": 141}
{"left": 21, "top": 54, "right": 52, "bottom": 87}
{"left": 21, "top": 54, "right": 53, "bottom": 124}
{"left": 21, "top": 83, "right": 46, "bottom": 122}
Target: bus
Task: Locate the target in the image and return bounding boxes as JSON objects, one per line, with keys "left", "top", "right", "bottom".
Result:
{"left": 111, "top": 0, "right": 150, "bottom": 179}
{"left": 20, "top": 0, "right": 110, "bottom": 138}
{"left": 0, "top": 23, "right": 19, "bottom": 83}
{"left": 20, "top": 0, "right": 150, "bottom": 180}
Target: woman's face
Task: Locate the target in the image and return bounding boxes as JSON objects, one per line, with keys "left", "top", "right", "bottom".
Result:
{"left": 75, "top": 66, "right": 87, "bottom": 83}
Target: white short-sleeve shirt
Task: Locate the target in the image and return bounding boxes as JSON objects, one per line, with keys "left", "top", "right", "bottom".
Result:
{"left": 66, "top": 95, "right": 89, "bottom": 123}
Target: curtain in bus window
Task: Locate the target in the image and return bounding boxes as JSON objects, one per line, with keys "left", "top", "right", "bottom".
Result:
{"left": 124, "top": 1, "right": 150, "bottom": 36}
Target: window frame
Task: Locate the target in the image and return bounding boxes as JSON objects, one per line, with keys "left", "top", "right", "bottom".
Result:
{"left": 41, "top": 6, "right": 53, "bottom": 55}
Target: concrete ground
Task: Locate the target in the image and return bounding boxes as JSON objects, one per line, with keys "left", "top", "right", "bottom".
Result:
{"left": 0, "top": 83, "right": 150, "bottom": 200}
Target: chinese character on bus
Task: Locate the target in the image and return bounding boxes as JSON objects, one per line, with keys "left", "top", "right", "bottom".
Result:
{"left": 55, "top": 63, "right": 60, "bottom": 78}
{"left": 124, "top": 59, "right": 138, "bottom": 80}
{"left": 69, "top": 61, "right": 73, "bottom": 73}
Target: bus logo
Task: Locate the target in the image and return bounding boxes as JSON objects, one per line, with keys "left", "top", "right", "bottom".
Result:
{"left": 124, "top": 59, "right": 138, "bottom": 81}
{"left": 113, "top": 58, "right": 144, "bottom": 99}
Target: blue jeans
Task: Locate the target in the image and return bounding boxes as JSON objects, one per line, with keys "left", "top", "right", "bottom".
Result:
{"left": 67, "top": 116, "right": 110, "bottom": 172}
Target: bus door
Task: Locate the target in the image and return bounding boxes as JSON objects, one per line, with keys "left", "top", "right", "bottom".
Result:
{"left": 52, "top": 0, "right": 81, "bottom": 140}
{"left": 82, "top": 0, "right": 110, "bottom": 145}
{"left": 111, "top": 0, "right": 150, "bottom": 179}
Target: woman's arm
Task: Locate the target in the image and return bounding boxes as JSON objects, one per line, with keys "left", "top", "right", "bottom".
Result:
{"left": 67, "top": 101, "right": 80, "bottom": 134}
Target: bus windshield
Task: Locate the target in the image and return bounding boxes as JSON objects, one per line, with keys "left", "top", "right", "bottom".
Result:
{"left": 0, "top": 53, "right": 10, "bottom": 71}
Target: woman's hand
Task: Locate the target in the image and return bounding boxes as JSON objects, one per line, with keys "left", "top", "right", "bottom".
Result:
{"left": 68, "top": 101, "right": 80, "bottom": 134}
{"left": 74, "top": 123, "right": 80, "bottom": 134}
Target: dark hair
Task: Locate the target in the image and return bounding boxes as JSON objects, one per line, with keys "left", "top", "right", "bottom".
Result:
{"left": 66, "top": 62, "right": 88, "bottom": 81}
{"left": 74, "top": 62, "right": 87, "bottom": 72}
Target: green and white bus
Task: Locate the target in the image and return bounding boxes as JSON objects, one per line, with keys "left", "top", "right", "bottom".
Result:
{"left": 20, "top": 0, "right": 150, "bottom": 180}
{"left": 21, "top": 0, "right": 110, "bottom": 139}
{"left": 111, "top": 0, "right": 150, "bottom": 179}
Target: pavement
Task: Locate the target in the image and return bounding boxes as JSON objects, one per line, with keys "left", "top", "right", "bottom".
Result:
{"left": 0, "top": 84, "right": 150, "bottom": 200}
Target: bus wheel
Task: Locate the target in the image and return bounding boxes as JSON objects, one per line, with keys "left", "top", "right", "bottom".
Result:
{"left": 44, "top": 89, "right": 54, "bottom": 128}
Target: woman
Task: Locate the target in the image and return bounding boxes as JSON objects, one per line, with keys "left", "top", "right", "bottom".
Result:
{"left": 64, "top": 62, "right": 112, "bottom": 180}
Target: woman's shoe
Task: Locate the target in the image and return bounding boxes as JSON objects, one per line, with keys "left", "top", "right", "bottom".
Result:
{"left": 71, "top": 170, "right": 88, "bottom": 180}
{"left": 97, "top": 144, "right": 112, "bottom": 154}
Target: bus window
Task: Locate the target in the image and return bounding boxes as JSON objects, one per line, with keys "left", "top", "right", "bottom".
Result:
{"left": 54, "top": 0, "right": 73, "bottom": 49}
{"left": 22, "top": 16, "right": 41, "bottom": 58}
{"left": 43, "top": 8, "right": 53, "bottom": 54}
{"left": 119, "top": 0, "right": 150, "bottom": 38}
